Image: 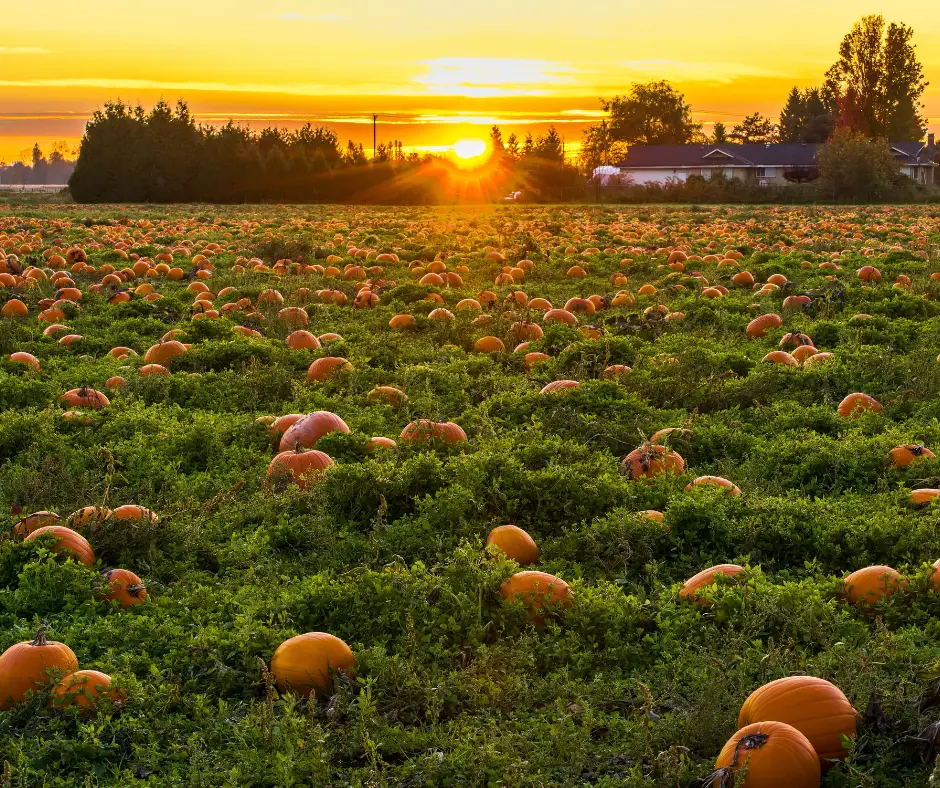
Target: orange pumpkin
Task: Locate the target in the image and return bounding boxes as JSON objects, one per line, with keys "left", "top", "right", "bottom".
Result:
{"left": 367, "top": 386, "right": 408, "bottom": 406}
{"left": 99, "top": 568, "right": 148, "bottom": 608}
{"left": 888, "top": 444, "right": 935, "bottom": 467}
{"left": 679, "top": 564, "right": 745, "bottom": 604}
{"left": 270, "top": 632, "right": 355, "bottom": 696}
{"left": 837, "top": 393, "right": 882, "bottom": 418}
{"left": 111, "top": 505, "right": 159, "bottom": 524}
{"left": 738, "top": 676, "right": 857, "bottom": 765}
{"left": 621, "top": 443, "right": 685, "bottom": 481}
{"left": 267, "top": 446, "right": 334, "bottom": 489}
{"left": 711, "top": 721, "right": 820, "bottom": 788}
{"left": 539, "top": 380, "right": 580, "bottom": 394}
{"left": 7, "top": 351, "right": 40, "bottom": 372}
{"left": 500, "top": 571, "right": 573, "bottom": 626}
{"left": 143, "top": 340, "right": 187, "bottom": 366}
{"left": 307, "top": 357, "right": 352, "bottom": 382}
{"left": 746, "top": 313, "right": 782, "bottom": 339}
{"left": 25, "top": 526, "right": 95, "bottom": 566}
{"left": 286, "top": 330, "right": 321, "bottom": 351}
{"left": 60, "top": 386, "right": 110, "bottom": 410}
{"left": 684, "top": 475, "right": 741, "bottom": 496}
{"left": 278, "top": 411, "right": 350, "bottom": 452}
{"left": 0, "top": 623, "right": 79, "bottom": 709}
{"left": 842, "top": 565, "right": 905, "bottom": 606}
{"left": 50, "top": 669, "right": 125, "bottom": 711}
{"left": 486, "top": 525, "right": 539, "bottom": 565}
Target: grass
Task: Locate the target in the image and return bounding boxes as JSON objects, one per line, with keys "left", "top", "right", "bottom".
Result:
{"left": 1, "top": 203, "right": 940, "bottom": 785}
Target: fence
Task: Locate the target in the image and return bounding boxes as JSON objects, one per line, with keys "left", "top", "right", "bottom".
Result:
{"left": 0, "top": 184, "right": 68, "bottom": 193}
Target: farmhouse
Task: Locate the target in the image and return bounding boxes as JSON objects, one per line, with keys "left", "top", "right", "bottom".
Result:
{"left": 604, "top": 136, "right": 936, "bottom": 186}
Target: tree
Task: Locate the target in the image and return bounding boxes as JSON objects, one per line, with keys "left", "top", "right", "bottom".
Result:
{"left": 711, "top": 122, "right": 728, "bottom": 144}
{"left": 779, "top": 87, "right": 836, "bottom": 143}
{"left": 522, "top": 133, "right": 534, "bottom": 158}
{"left": 824, "top": 15, "right": 927, "bottom": 141}
{"left": 531, "top": 126, "right": 564, "bottom": 162}
{"left": 817, "top": 127, "right": 906, "bottom": 200}
{"left": 601, "top": 81, "right": 701, "bottom": 145}
{"left": 729, "top": 113, "right": 779, "bottom": 144}
{"left": 506, "top": 133, "right": 520, "bottom": 160}
{"left": 489, "top": 126, "right": 505, "bottom": 153}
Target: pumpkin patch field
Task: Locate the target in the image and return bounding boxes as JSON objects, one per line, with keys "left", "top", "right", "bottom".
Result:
{"left": 8, "top": 204, "right": 940, "bottom": 785}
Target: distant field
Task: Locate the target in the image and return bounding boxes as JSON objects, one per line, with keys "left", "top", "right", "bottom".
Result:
{"left": 3, "top": 204, "right": 940, "bottom": 786}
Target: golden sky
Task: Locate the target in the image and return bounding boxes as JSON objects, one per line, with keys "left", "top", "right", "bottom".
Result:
{"left": 1, "top": 0, "right": 939, "bottom": 163}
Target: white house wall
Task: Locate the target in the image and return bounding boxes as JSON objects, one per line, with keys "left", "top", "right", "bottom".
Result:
{"left": 624, "top": 168, "right": 689, "bottom": 185}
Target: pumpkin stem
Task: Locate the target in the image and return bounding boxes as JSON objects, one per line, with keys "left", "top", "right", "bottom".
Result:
{"left": 731, "top": 732, "right": 769, "bottom": 766}
{"left": 32, "top": 619, "right": 49, "bottom": 646}
{"left": 693, "top": 767, "right": 734, "bottom": 788}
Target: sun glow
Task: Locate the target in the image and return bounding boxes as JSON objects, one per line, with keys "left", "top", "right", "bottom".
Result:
{"left": 452, "top": 138, "right": 487, "bottom": 163}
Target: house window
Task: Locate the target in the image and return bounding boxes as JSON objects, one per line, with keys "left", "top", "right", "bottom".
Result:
{"left": 757, "top": 168, "right": 777, "bottom": 178}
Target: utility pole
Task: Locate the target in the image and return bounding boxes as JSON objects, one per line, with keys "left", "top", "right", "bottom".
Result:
{"left": 373, "top": 114, "right": 378, "bottom": 162}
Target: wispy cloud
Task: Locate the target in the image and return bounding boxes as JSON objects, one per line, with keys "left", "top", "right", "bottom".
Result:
{"left": 413, "top": 58, "right": 580, "bottom": 98}
{"left": 0, "top": 46, "right": 50, "bottom": 55}
{"left": 619, "top": 59, "right": 783, "bottom": 84}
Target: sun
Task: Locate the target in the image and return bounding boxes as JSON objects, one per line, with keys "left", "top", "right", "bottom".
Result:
{"left": 451, "top": 138, "right": 487, "bottom": 163}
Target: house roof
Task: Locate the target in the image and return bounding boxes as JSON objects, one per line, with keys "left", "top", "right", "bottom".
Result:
{"left": 615, "top": 142, "right": 935, "bottom": 169}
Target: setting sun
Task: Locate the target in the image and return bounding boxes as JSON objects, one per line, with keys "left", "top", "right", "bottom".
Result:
{"left": 452, "top": 138, "right": 488, "bottom": 161}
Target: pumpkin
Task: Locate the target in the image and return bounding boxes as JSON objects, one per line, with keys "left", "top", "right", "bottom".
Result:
{"left": 888, "top": 444, "right": 935, "bottom": 467}
{"left": 278, "top": 411, "right": 350, "bottom": 451}
{"left": 60, "top": 386, "right": 110, "bottom": 410}
{"left": 639, "top": 509, "right": 664, "bottom": 522}
{"left": 99, "top": 568, "right": 148, "bottom": 608}
{"left": 710, "top": 721, "right": 820, "bottom": 788}
{"left": 25, "top": 526, "right": 95, "bottom": 566}
{"left": 399, "top": 420, "right": 439, "bottom": 444}
{"left": 0, "top": 623, "right": 79, "bottom": 709}
{"left": 842, "top": 565, "right": 905, "bottom": 606}
{"left": 685, "top": 475, "right": 741, "bottom": 496}
{"left": 601, "top": 364, "right": 631, "bottom": 380}
{"left": 140, "top": 363, "right": 170, "bottom": 377}
{"left": 621, "top": 443, "right": 685, "bottom": 481}
{"left": 389, "top": 314, "right": 417, "bottom": 329}
{"left": 307, "top": 357, "right": 352, "bottom": 382}
{"left": 738, "top": 676, "right": 857, "bottom": 764}
{"left": 500, "top": 571, "right": 573, "bottom": 626}
{"left": 837, "top": 393, "right": 882, "bottom": 418}
{"left": 474, "top": 336, "right": 505, "bottom": 354}
{"left": 367, "top": 386, "right": 408, "bottom": 406}
{"left": 67, "top": 506, "right": 111, "bottom": 528}
{"left": 111, "top": 504, "right": 159, "bottom": 523}
{"left": 746, "top": 313, "right": 782, "bottom": 339}
{"left": 286, "top": 330, "right": 321, "bottom": 351}
{"left": 270, "top": 632, "right": 355, "bottom": 697}
{"left": 802, "top": 352, "right": 833, "bottom": 368}
{"left": 267, "top": 445, "right": 334, "bottom": 489}
{"left": 143, "top": 340, "right": 187, "bottom": 365}
{"left": 679, "top": 564, "right": 745, "bottom": 604}
{"left": 8, "top": 351, "right": 40, "bottom": 372}
{"left": 857, "top": 265, "right": 882, "bottom": 283}
{"left": 486, "top": 525, "right": 539, "bottom": 565}
{"left": 542, "top": 308, "right": 578, "bottom": 325}
{"left": 269, "top": 413, "right": 305, "bottom": 443}
{"left": 50, "top": 669, "right": 125, "bottom": 711}
{"left": 436, "top": 421, "right": 467, "bottom": 444}
{"left": 539, "top": 380, "right": 580, "bottom": 394}
{"left": 762, "top": 350, "right": 798, "bottom": 366}
{"left": 912, "top": 488, "right": 940, "bottom": 505}
{"left": 366, "top": 436, "right": 397, "bottom": 452}
{"left": 1, "top": 299, "right": 28, "bottom": 318}
{"left": 12, "top": 511, "right": 60, "bottom": 537}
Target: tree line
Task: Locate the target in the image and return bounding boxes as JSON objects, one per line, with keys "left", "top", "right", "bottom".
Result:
{"left": 1, "top": 144, "right": 76, "bottom": 186}
{"left": 579, "top": 14, "right": 931, "bottom": 170}
{"left": 68, "top": 100, "right": 581, "bottom": 204}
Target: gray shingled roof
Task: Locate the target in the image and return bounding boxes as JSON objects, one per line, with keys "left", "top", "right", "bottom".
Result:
{"left": 615, "top": 142, "right": 932, "bottom": 169}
